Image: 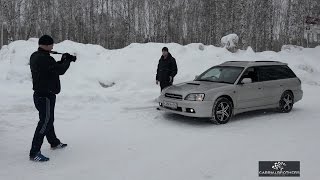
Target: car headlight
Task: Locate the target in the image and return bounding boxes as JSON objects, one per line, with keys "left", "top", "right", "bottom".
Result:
{"left": 184, "top": 93, "right": 205, "bottom": 101}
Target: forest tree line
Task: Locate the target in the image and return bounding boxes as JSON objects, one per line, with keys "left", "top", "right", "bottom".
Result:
{"left": 0, "top": 0, "right": 319, "bottom": 51}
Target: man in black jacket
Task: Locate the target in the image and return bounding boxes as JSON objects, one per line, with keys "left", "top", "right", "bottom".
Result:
{"left": 29, "top": 35, "right": 75, "bottom": 162}
{"left": 156, "top": 47, "right": 178, "bottom": 91}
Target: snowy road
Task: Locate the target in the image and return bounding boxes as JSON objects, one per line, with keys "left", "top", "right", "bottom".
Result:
{"left": 0, "top": 84, "right": 319, "bottom": 180}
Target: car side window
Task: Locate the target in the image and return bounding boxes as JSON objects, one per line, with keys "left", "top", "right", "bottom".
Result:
{"left": 258, "top": 66, "right": 276, "bottom": 81}
{"left": 240, "top": 67, "right": 259, "bottom": 83}
{"left": 258, "top": 65, "right": 296, "bottom": 81}
{"left": 277, "top": 65, "right": 297, "bottom": 78}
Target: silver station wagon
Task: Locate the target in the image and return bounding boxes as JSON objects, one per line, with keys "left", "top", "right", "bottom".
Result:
{"left": 158, "top": 61, "right": 303, "bottom": 124}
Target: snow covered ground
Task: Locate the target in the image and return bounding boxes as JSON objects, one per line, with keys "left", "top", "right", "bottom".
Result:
{"left": 0, "top": 39, "right": 319, "bottom": 179}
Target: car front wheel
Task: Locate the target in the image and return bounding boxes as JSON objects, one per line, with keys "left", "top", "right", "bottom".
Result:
{"left": 211, "top": 97, "right": 233, "bottom": 124}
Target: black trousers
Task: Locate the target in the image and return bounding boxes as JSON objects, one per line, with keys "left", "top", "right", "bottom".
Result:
{"left": 29, "top": 92, "right": 60, "bottom": 157}
{"left": 160, "top": 81, "right": 172, "bottom": 91}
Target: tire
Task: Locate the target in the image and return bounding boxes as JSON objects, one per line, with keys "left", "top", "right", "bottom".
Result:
{"left": 210, "top": 97, "right": 233, "bottom": 124}
{"left": 278, "top": 91, "right": 294, "bottom": 113}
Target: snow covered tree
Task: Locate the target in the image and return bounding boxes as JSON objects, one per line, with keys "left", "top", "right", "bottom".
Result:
{"left": 0, "top": 0, "right": 319, "bottom": 51}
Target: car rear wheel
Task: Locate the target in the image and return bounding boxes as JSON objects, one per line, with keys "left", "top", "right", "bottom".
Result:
{"left": 211, "top": 97, "right": 233, "bottom": 124}
{"left": 278, "top": 91, "right": 294, "bottom": 113}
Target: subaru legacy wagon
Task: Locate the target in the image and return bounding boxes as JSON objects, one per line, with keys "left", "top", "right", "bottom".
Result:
{"left": 158, "top": 61, "right": 303, "bottom": 124}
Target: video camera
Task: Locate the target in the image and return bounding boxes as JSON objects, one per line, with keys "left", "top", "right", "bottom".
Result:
{"left": 50, "top": 51, "right": 77, "bottom": 62}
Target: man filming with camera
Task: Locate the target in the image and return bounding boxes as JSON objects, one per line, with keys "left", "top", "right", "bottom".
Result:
{"left": 29, "top": 35, "right": 76, "bottom": 162}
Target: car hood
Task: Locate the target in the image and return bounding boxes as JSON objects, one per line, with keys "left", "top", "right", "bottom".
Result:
{"left": 164, "top": 81, "right": 231, "bottom": 96}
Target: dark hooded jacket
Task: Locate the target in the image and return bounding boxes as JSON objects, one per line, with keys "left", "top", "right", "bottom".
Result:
{"left": 156, "top": 53, "right": 178, "bottom": 82}
{"left": 30, "top": 48, "right": 71, "bottom": 94}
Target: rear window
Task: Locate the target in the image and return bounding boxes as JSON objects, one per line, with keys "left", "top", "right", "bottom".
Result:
{"left": 258, "top": 65, "right": 296, "bottom": 81}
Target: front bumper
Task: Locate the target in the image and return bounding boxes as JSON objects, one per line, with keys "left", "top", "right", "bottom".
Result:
{"left": 158, "top": 96, "right": 213, "bottom": 118}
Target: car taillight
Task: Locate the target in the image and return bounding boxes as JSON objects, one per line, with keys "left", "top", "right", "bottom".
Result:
{"left": 298, "top": 78, "right": 301, "bottom": 84}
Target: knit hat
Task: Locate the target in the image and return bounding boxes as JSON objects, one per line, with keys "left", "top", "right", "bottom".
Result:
{"left": 38, "top": 35, "right": 54, "bottom": 45}
{"left": 162, "top": 47, "right": 169, "bottom": 52}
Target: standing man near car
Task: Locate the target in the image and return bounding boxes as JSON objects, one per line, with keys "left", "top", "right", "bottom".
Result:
{"left": 29, "top": 35, "right": 76, "bottom": 162}
{"left": 156, "top": 47, "right": 178, "bottom": 91}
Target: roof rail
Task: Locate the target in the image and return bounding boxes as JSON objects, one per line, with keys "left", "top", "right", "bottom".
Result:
{"left": 254, "top": 61, "right": 281, "bottom": 63}
{"left": 225, "top": 61, "right": 248, "bottom": 62}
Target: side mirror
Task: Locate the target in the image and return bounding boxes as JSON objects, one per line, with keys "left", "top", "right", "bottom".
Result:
{"left": 194, "top": 75, "right": 199, "bottom": 80}
{"left": 240, "top": 78, "right": 252, "bottom": 84}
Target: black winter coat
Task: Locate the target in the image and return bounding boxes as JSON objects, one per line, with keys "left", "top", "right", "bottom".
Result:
{"left": 30, "top": 48, "right": 71, "bottom": 94}
{"left": 156, "top": 53, "right": 178, "bottom": 82}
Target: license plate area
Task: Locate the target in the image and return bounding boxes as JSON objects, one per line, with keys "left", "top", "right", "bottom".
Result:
{"left": 163, "top": 101, "right": 178, "bottom": 109}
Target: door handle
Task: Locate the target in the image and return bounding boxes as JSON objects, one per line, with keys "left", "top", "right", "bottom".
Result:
{"left": 258, "top": 87, "right": 262, "bottom": 90}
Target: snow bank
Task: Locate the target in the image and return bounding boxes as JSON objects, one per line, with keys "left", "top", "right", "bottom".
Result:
{"left": 221, "top": 34, "right": 239, "bottom": 52}
{"left": 1, "top": 39, "right": 319, "bottom": 95}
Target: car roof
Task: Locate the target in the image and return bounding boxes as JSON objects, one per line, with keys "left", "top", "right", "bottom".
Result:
{"left": 219, "top": 61, "right": 288, "bottom": 68}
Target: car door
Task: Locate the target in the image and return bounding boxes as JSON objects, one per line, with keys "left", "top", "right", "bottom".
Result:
{"left": 257, "top": 66, "right": 284, "bottom": 105}
{"left": 234, "top": 67, "right": 265, "bottom": 109}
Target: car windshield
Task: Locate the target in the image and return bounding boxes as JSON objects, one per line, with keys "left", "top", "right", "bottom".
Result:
{"left": 195, "top": 66, "right": 244, "bottom": 84}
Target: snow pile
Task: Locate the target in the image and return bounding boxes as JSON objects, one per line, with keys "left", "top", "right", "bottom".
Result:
{"left": 281, "top": 44, "right": 304, "bottom": 51}
{"left": 221, "top": 34, "right": 239, "bottom": 52}
{"left": 0, "top": 39, "right": 320, "bottom": 180}
{"left": 1, "top": 38, "right": 319, "bottom": 93}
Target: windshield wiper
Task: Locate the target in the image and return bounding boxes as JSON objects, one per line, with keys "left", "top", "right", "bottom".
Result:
{"left": 196, "top": 79, "right": 233, "bottom": 84}
{"left": 211, "top": 80, "right": 233, "bottom": 84}
{"left": 196, "top": 79, "right": 214, "bottom": 82}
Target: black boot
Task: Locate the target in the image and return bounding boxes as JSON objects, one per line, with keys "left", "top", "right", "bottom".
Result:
{"left": 51, "top": 143, "right": 68, "bottom": 150}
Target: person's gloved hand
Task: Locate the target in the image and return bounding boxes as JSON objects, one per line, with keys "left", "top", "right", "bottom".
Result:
{"left": 169, "top": 76, "right": 173, "bottom": 83}
{"left": 61, "top": 53, "right": 70, "bottom": 61}
{"left": 156, "top": 80, "right": 159, "bottom": 85}
{"left": 61, "top": 53, "right": 77, "bottom": 62}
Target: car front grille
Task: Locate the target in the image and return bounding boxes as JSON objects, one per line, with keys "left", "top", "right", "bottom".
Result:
{"left": 165, "top": 93, "right": 183, "bottom": 100}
